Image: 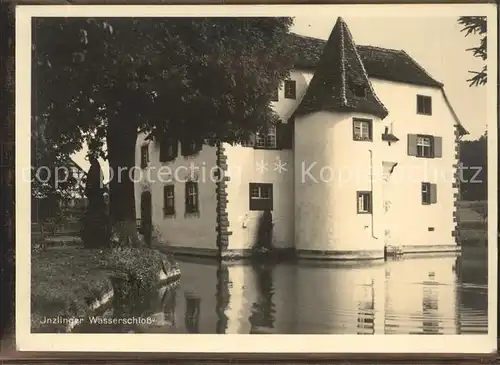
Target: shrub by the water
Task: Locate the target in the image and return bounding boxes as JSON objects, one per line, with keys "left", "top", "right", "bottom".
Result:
{"left": 107, "top": 247, "right": 167, "bottom": 296}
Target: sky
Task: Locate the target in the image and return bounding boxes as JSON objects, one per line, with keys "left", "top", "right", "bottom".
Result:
{"left": 72, "top": 15, "right": 488, "bottom": 177}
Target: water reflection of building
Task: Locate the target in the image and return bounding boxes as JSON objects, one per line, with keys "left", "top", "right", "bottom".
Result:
{"left": 170, "top": 254, "right": 469, "bottom": 335}
{"left": 185, "top": 293, "right": 201, "bottom": 333}
{"left": 384, "top": 255, "right": 458, "bottom": 335}
{"left": 295, "top": 262, "right": 386, "bottom": 334}
{"left": 248, "top": 264, "right": 276, "bottom": 334}
{"left": 215, "top": 262, "right": 296, "bottom": 334}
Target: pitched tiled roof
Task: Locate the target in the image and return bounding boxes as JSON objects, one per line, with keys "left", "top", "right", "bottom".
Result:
{"left": 290, "top": 33, "right": 444, "bottom": 88}
{"left": 295, "top": 17, "right": 389, "bottom": 119}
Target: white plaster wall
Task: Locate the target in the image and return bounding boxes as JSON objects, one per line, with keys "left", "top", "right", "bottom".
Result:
{"left": 134, "top": 133, "right": 218, "bottom": 251}
{"left": 370, "top": 79, "right": 458, "bottom": 249}
{"left": 294, "top": 111, "right": 386, "bottom": 254}
{"left": 225, "top": 145, "right": 294, "bottom": 250}
{"left": 384, "top": 256, "right": 459, "bottom": 334}
{"left": 225, "top": 70, "right": 313, "bottom": 251}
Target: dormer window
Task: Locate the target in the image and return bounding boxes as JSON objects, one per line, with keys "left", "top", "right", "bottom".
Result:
{"left": 348, "top": 77, "right": 367, "bottom": 98}
{"left": 284, "top": 80, "right": 296, "bottom": 100}
{"left": 417, "top": 95, "right": 432, "bottom": 115}
{"left": 352, "top": 84, "right": 367, "bottom": 98}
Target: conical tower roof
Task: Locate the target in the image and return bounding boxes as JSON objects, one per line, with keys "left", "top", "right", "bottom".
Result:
{"left": 295, "top": 17, "right": 388, "bottom": 119}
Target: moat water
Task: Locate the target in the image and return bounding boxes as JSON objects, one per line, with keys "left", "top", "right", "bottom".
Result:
{"left": 77, "top": 246, "right": 488, "bottom": 334}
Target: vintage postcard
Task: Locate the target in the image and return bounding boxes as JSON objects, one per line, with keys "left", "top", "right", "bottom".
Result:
{"left": 16, "top": 3, "right": 497, "bottom": 354}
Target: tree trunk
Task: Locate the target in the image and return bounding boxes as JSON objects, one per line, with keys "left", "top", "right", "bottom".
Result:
{"left": 107, "top": 115, "right": 141, "bottom": 247}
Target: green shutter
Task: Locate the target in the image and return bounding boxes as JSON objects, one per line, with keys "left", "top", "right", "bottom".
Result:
{"left": 407, "top": 134, "right": 417, "bottom": 156}
{"left": 433, "top": 136, "right": 442, "bottom": 158}
{"left": 430, "top": 183, "right": 437, "bottom": 204}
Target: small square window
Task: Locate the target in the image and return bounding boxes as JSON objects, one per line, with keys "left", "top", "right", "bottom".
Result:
{"left": 249, "top": 183, "right": 273, "bottom": 211}
{"left": 357, "top": 191, "right": 372, "bottom": 214}
{"left": 353, "top": 118, "right": 372, "bottom": 141}
{"left": 417, "top": 95, "right": 432, "bottom": 115}
{"left": 284, "top": 80, "right": 296, "bottom": 100}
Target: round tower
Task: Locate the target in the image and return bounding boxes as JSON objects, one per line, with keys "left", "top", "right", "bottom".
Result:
{"left": 293, "top": 17, "right": 388, "bottom": 260}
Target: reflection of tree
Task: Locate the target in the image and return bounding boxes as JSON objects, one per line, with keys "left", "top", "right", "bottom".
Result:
{"left": 162, "top": 288, "right": 177, "bottom": 329}
{"left": 215, "top": 266, "right": 230, "bottom": 334}
{"left": 357, "top": 284, "right": 375, "bottom": 335}
{"left": 184, "top": 293, "right": 201, "bottom": 333}
{"left": 249, "top": 264, "right": 275, "bottom": 333}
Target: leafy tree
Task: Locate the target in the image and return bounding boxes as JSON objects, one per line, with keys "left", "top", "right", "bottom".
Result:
{"left": 458, "top": 16, "right": 487, "bottom": 86}
{"left": 31, "top": 115, "right": 82, "bottom": 239}
{"left": 459, "top": 131, "right": 487, "bottom": 201}
{"left": 33, "top": 17, "right": 294, "bottom": 245}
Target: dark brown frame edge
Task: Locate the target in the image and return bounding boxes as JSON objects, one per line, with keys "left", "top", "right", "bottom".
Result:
{"left": 0, "top": 0, "right": 498, "bottom": 363}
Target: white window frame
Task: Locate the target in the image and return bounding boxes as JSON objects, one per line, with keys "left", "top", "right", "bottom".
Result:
{"left": 250, "top": 185, "right": 271, "bottom": 200}
{"left": 165, "top": 186, "right": 175, "bottom": 208}
{"left": 417, "top": 136, "right": 433, "bottom": 157}
{"left": 353, "top": 119, "right": 372, "bottom": 141}
{"left": 187, "top": 183, "right": 198, "bottom": 206}
{"left": 357, "top": 191, "right": 372, "bottom": 214}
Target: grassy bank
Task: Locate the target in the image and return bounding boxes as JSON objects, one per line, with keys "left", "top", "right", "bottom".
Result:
{"left": 31, "top": 246, "right": 176, "bottom": 332}
{"left": 458, "top": 200, "right": 488, "bottom": 246}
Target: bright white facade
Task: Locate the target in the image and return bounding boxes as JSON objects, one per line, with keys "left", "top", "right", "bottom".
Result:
{"left": 134, "top": 18, "right": 467, "bottom": 260}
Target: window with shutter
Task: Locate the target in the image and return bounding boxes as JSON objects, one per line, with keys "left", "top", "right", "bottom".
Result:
{"left": 421, "top": 182, "right": 431, "bottom": 204}
{"left": 163, "top": 185, "right": 175, "bottom": 216}
{"left": 422, "top": 182, "right": 437, "bottom": 205}
{"left": 409, "top": 134, "right": 437, "bottom": 158}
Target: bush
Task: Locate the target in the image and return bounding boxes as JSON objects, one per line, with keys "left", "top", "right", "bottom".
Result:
{"left": 107, "top": 247, "right": 167, "bottom": 296}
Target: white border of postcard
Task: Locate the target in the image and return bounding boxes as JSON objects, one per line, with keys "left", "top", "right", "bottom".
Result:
{"left": 16, "top": 3, "right": 498, "bottom": 354}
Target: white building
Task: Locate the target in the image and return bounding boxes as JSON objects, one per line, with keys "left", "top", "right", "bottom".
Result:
{"left": 134, "top": 17, "right": 468, "bottom": 260}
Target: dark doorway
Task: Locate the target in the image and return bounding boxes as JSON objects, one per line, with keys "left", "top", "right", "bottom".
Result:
{"left": 140, "top": 191, "right": 152, "bottom": 246}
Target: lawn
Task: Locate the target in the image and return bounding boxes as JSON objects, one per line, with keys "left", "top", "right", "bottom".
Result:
{"left": 458, "top": 200, "right": 488, "bottom": 246}
{"left": 31, "top": 248, "right": 115, "bottom": 332}
{"left": 31, "top": 245, "right": 175, "bottom": 332}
